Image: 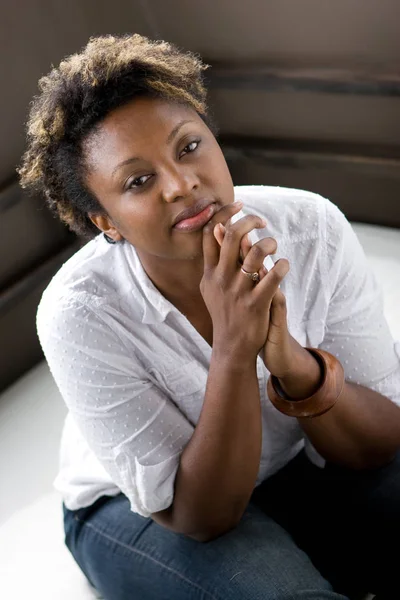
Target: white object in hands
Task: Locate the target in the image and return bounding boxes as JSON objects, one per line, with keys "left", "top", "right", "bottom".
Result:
{"left": 230, "top": 209, "right": 275, "bottom": 272}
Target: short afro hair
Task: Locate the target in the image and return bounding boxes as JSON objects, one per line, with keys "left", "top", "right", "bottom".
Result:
{"left": 18, "top": 33, "right": 214, "bottom": 240}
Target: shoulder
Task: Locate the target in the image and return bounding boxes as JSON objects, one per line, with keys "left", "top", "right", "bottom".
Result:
{"left": 39, "top": 234, "right": 110, "bottom": 300}
{"left": 37, "top": 233, "right": 139, "bottom": 306}
{"left": 233, "top": 184, "right": 327, "bottom": 210}
{"left": 233, "top": 185, "right": 336, "bottom": 240}
{"left": 36, "top": 234, "right": 136, "bottom": 343}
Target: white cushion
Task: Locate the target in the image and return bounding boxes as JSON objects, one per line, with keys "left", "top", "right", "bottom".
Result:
{"left": 351, "top": 222, "right": 400, "bottom": 341}
{"left": 0, "top": 221, "right": 397, "bottom": 599}
{"left": 0, "top": 490, "right": 101, "bottom": 599}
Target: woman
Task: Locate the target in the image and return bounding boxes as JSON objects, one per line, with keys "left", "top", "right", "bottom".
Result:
{"left": 19, "top": 34, "right": 400, "bottom": 600}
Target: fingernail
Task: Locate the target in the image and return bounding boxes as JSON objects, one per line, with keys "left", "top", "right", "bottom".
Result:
{"left": 233, "top": 200, "right": 243, "bottom": 207}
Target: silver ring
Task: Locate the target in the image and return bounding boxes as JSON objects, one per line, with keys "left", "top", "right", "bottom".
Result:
{"left": 240, "top": 267, "right": 260, "bottom": 283}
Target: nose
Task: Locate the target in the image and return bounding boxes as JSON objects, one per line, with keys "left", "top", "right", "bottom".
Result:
{"left": 161, "top": 163, "right": 200, "bottom": 204}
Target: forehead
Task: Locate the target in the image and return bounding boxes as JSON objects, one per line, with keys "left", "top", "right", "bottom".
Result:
{"left": 84, "top": 97, "right": 199, "bottom": 167}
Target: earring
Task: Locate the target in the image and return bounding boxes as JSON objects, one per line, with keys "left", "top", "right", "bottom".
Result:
{"left": 103, "top": 233, "right": 116, "bottom": 244}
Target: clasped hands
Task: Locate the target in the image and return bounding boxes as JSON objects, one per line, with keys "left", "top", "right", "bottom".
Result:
{"left": 204, "top": 200, "right": 322, "bottom": 399}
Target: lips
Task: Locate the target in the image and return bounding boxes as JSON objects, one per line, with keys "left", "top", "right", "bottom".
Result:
{"left": 172, "top": 199, "right": 214, "bottom": 227}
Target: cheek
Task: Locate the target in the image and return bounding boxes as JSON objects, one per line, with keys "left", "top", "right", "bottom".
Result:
{"left": 208, "top": 144, "right": 233, "bottom": 183}
{"left": 120, "top": 205, "right": 169, "bottom": 246}
{"left": 212, "top": 154, "right": 234, "bottom": 200}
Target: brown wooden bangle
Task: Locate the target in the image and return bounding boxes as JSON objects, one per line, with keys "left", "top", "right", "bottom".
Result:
{"left": 267, "top": 348, "right": 345, "bottom": 418}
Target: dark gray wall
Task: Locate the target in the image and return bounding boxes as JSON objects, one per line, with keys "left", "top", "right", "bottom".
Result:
{"left": 1, "top": 1, "right": 399, "bottom": 391}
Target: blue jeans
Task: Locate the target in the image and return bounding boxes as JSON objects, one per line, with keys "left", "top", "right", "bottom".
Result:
{"left": 63, "top": 450, "right": 400, "bottom": 600}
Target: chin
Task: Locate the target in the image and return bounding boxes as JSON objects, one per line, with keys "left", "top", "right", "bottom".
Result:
{"left": 182, "top": 247, "right": 204, "bottom": 261}
{"left": 174, "top": 232, "right": 205, "bottom": 261}
{"left": 181, "top": 244, "right": 205, "bottom": 262}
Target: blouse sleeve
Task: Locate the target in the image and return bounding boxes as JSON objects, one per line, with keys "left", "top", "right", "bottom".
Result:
{"left": 305, "top": 199, "right": 400, "bottom": 467}
{"left": 319, "top": 199, "right": 400, "bottom": 404}
{"left": 36, "top": 296, "right": 194, "bottom": 517}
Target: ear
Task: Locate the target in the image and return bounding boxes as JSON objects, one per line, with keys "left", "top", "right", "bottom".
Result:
{"left": 88, "top": 213, "right": 124, "bottom": 242}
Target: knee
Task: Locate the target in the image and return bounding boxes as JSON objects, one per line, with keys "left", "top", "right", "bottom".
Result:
{"left": 223, "top": 569, "right": 338, "bottom": 600}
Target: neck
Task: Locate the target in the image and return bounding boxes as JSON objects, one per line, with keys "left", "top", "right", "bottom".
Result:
{"left": 137, "top": 250, "right": 207, "bottom": 314}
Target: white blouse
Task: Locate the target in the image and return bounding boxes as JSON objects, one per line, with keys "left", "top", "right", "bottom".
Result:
{"left": 36, "top": 186, "right": 400, "bottom": 517}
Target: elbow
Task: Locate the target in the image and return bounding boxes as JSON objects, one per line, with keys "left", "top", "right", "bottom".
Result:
{"left": 359, "top": 449, "right": 397, "bottom": 470}
{"left": 187, "top": 525, "right": 236, "bottom": 544}
{"left": 186, "top": 519, "right": 240, "bottom": 543}
{"left": 186, "top": 499, "right": 251, "bottom": 542}
{"left": 151, "top": 509, "right": 237, "bottom": 542}
{"left": 345, "top": 447, "right": 397, "bottom": 471}
{"left": 152, "top": 499, "right": 245, "bottom": 543}
{"left": 186, "top": 531, "right": 214, "bottom": 543}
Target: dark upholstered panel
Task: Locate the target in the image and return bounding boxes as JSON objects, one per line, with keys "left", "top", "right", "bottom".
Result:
{"left": 1, "top": 1, "right": 399, "bottom": 389}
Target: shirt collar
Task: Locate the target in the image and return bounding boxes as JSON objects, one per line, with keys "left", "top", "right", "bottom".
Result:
{"left": 126, "top": 243, "right": 176, "bottom": 325}
{"left": 122, "top": 201, "right": 250, "bottom": 325}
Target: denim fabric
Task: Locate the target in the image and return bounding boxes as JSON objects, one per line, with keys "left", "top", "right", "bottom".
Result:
{"left": 63, "top": 450, "right": 400, "bottom": 600}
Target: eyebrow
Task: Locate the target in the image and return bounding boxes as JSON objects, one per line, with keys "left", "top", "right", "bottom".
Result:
{"left": 111, "top": 119, "right": 194, "bottom": 177}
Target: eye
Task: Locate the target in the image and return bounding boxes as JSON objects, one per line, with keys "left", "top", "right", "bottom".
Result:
{"left": 126, "top": 174, "right": 152, "bottom": 189}
{"left": 179, "top": 139, "right": 200, "bottom": 158}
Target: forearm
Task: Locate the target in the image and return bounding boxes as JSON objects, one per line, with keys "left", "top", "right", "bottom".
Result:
{"left": 300, "top": 380, "right": 400, "bottom": 469}
{"left": 169, "top": 348, "right": 262, "bottom": 541}
{"left": 278, "top": 339, "right": 400, "bottom": 469}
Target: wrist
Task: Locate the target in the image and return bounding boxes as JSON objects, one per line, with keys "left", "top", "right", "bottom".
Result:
{"left": 211, "top": 342, "right": 257, "bottom": 371}
{"left": 278, "top": 347, "right": 324, "bottom": 400}
{"left": 267, "top": 348, "right": 345, "bottom": 418}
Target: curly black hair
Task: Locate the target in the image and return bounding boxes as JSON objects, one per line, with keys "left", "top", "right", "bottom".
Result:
{"left": 18, "top": 33, "right": 215, "bottom": 241}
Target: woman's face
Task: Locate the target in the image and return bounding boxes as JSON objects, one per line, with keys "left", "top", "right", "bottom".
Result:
{"left": 84, "top": 96, "right": 234, "bottom": 263}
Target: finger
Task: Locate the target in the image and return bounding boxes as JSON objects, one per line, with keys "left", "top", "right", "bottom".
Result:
{"left": 271, "top": 288, "right": 287, "bottom": 318}
{"left": 258, "top": 264, "right": 269, "bottom": 281}
{"left": 214, "top": 225, "right": 251, "bottom": 265}
{"left": 202, "top": 201, "right": 243, "bottom": 269}
{"left": 270, "top": 287, "right": 288, "bottom": 327}
{"left": 213, "top": 223, "right": 225, "bottom": 247}
{"left": 239, "top": 237, "right": 278, "bottom": 284}
{"left": 219, "top": 214, "right": 267, "bottom": 276}
{"left": 240, "top": 233, "right": 252, "bottom": 264}
{"left": 253, "top": 258, "right": 290, "bottom": 300}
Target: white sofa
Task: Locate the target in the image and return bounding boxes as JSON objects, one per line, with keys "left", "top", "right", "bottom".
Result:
{"left": 0, "top": 222, "right": 398, "bottom": 600}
